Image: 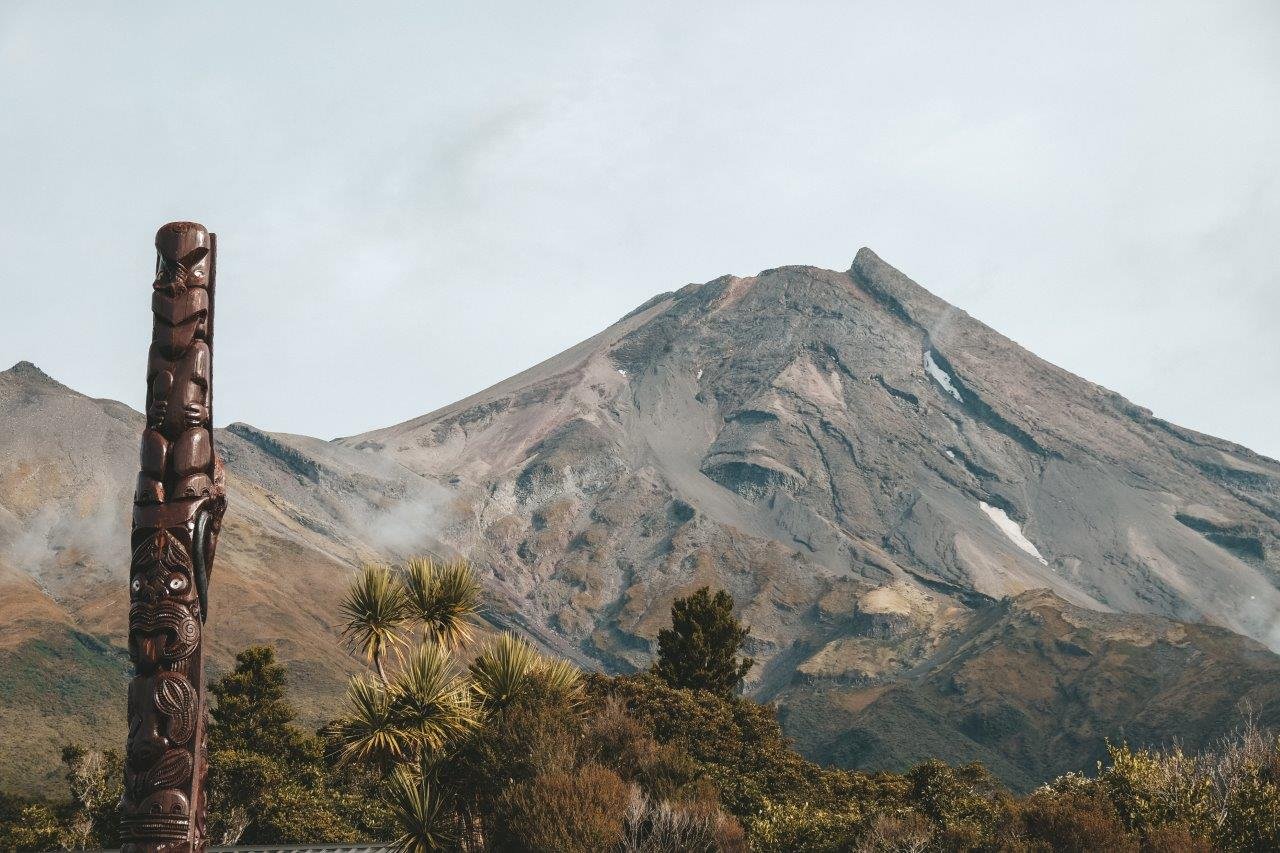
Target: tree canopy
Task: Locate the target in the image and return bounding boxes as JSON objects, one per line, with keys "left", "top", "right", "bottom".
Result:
{"left": 652, "top": 587, "right": 755, "bottom": 696}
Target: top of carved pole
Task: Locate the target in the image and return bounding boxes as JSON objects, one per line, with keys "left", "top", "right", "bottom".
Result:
{"left": 134, "top": 221, "right": 225, "bottom": 524}
{"left": 154, "top": 222, "right": 211, "bottom": 275}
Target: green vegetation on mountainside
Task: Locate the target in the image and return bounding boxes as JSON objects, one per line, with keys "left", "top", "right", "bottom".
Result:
{"left": 4, "top": 568, "right": 1279, "bottom": 852}
{"left": 0, "top": 629, "right": 127, "bottom": 794}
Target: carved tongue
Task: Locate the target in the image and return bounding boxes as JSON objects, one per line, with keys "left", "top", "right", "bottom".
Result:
{"left": 134, "top": 634, "right": 162, "bottom": 671}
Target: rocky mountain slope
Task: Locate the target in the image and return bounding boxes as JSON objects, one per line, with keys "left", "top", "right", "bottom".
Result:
{"left": 3, "top": 249, "right": 1279, "bottom": 794}
{"left": 780, "top": 589, "right": 1280, "bottom": 790}
{"left": 0, "top": 362, "right": 460, "bottom": 793}
{"left": 341, "top": 249, "right": 1280, "bottom": 675}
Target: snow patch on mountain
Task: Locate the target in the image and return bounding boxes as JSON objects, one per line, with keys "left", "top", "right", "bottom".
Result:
{"left": 979, "top": 501, "right": 1048, "bottom": 565}
{"left": 924, "top": 350, "right": 963, "bottom": 403}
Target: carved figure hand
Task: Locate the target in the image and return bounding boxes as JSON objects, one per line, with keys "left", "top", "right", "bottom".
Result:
{"left": 183, "top": 403, "right": 208, "bottom": 428}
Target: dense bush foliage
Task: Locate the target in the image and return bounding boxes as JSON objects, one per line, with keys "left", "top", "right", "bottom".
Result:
{"left": 206, "top": 646, "right": 392, "bottom": 844}
{"left": 4, "top": 573, "right": 1279, "bottom": 852}
{"left": 0, "top": 646, "right": 394, "bottom": 851}
{"left": 490, "top": 763, "right": 630, "bottom": 852}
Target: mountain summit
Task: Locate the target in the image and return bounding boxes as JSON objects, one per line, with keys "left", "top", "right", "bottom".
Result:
{"left": 341, "top": 248, "right": 1280, "bottom": 657}
{"left": 3, "top": 249, "right": 1279, "bottom": 792}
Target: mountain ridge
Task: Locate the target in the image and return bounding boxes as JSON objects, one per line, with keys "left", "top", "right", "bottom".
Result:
{"left": 3, "top": 247, "right": 1279, "bottom": 794}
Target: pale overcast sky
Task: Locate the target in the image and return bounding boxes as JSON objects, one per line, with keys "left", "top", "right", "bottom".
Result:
{"left": 1, "top": 2, "right": 1277, "bottom": 456}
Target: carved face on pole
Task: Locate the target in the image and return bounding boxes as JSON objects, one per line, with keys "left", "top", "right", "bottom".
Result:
{"left": 129, "top": 531, "right": 202, "bottom": 673}
{"left": 122, "top": 222, "right": 225, "bottom": 853}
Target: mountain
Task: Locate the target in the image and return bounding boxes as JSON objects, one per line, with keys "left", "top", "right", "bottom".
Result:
{"left": 0, "top": 361, "right": 456, "bottom": 793}
{"left": 3, "top": 249, "right": 1279, "bottom": 794}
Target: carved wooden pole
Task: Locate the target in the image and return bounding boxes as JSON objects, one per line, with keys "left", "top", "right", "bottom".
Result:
{"left": 122, "top": 222, "right": 226, "bottom": 852}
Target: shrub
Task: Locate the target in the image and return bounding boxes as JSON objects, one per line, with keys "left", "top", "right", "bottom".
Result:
{"left": 1143, "top": 824, "right": 1215, "bottom": 852}
{"left": 745, "top": 798, "right": 864, "bottom": 852}
{"left": 583, "top": 698, "right": 699, "bottom": 800}
{"left": 1100, "top": 742, "right": 1215, "bottom": 841}
{"left": 207, "top": 748, "right": 362, "bottom": 845}
{"left": 1045, "top": 720, "right": 1280, "bottom": 852}
{"left": 1219, "top": 762, "right": 1280, "bottom": 851}
{"left": 491, "top": 763, "right": 630, "bottom": 852}
{"left": 620, "top": 785, "right": 746, "bottom": 852}
{"left": 449, "top": 674, "right": 584, "bottom": 824}
{"left": 1210, "top": 715, "right": 1280, "bottom": 851}
{"left": 588, "top": 672, "right": 872, "bottom": 816}
{"left": 59, "top": 744, "right": 122, "bottom": 850}
{"left": 0, "top": 801, "right": 62, "bottom": 852}
{"left": 1013, "top": 788, "right": 1137, "bottom": 853}
{"left": 904, "top": 760, "right": 1007, "bottom": 843}
{"left": 855, "top": 811, "right": 933, "bottom": 853}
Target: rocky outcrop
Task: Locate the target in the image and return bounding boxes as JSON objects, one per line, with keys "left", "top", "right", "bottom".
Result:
{"left": 781, "top": 590, "right": 1280, "bottom": 791}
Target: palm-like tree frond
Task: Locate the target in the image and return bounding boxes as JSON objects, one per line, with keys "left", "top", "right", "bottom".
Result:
{"left": 333, "top": 675, "right": 412, "bottom": 770}
{"left": 340, "top": 564, "right": 409, "bottom": 681}
{"left": 387, "top": 766, "right": 457, "bottom": 853}
{"left": 539, "top": 656, "right": 584, "bottom": 702}
{"left": 469, "top": 631, "right": 541, "bottom": 711}
{"left": 389, "top": 640, "right": 475, "bottom": 756}
{"left": 401, "top": 557, "right": 482, "bottom": 650}
{"left": 469, "top": 631, "right": 583, "bottom": 713}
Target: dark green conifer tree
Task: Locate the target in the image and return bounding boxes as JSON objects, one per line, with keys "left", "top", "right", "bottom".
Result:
{"left": 207, "top": 646, "right": 371, "bottom": 844}
{"left": 210, "top": 645, "right": 323, "bottom": 766}
{"left": 651, "top": 587, "right": 754, "bottom": 696}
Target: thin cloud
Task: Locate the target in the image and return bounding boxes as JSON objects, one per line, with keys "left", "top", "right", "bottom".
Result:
{"left": 0, "top": 1, "right": 1276, "bottom": 457}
